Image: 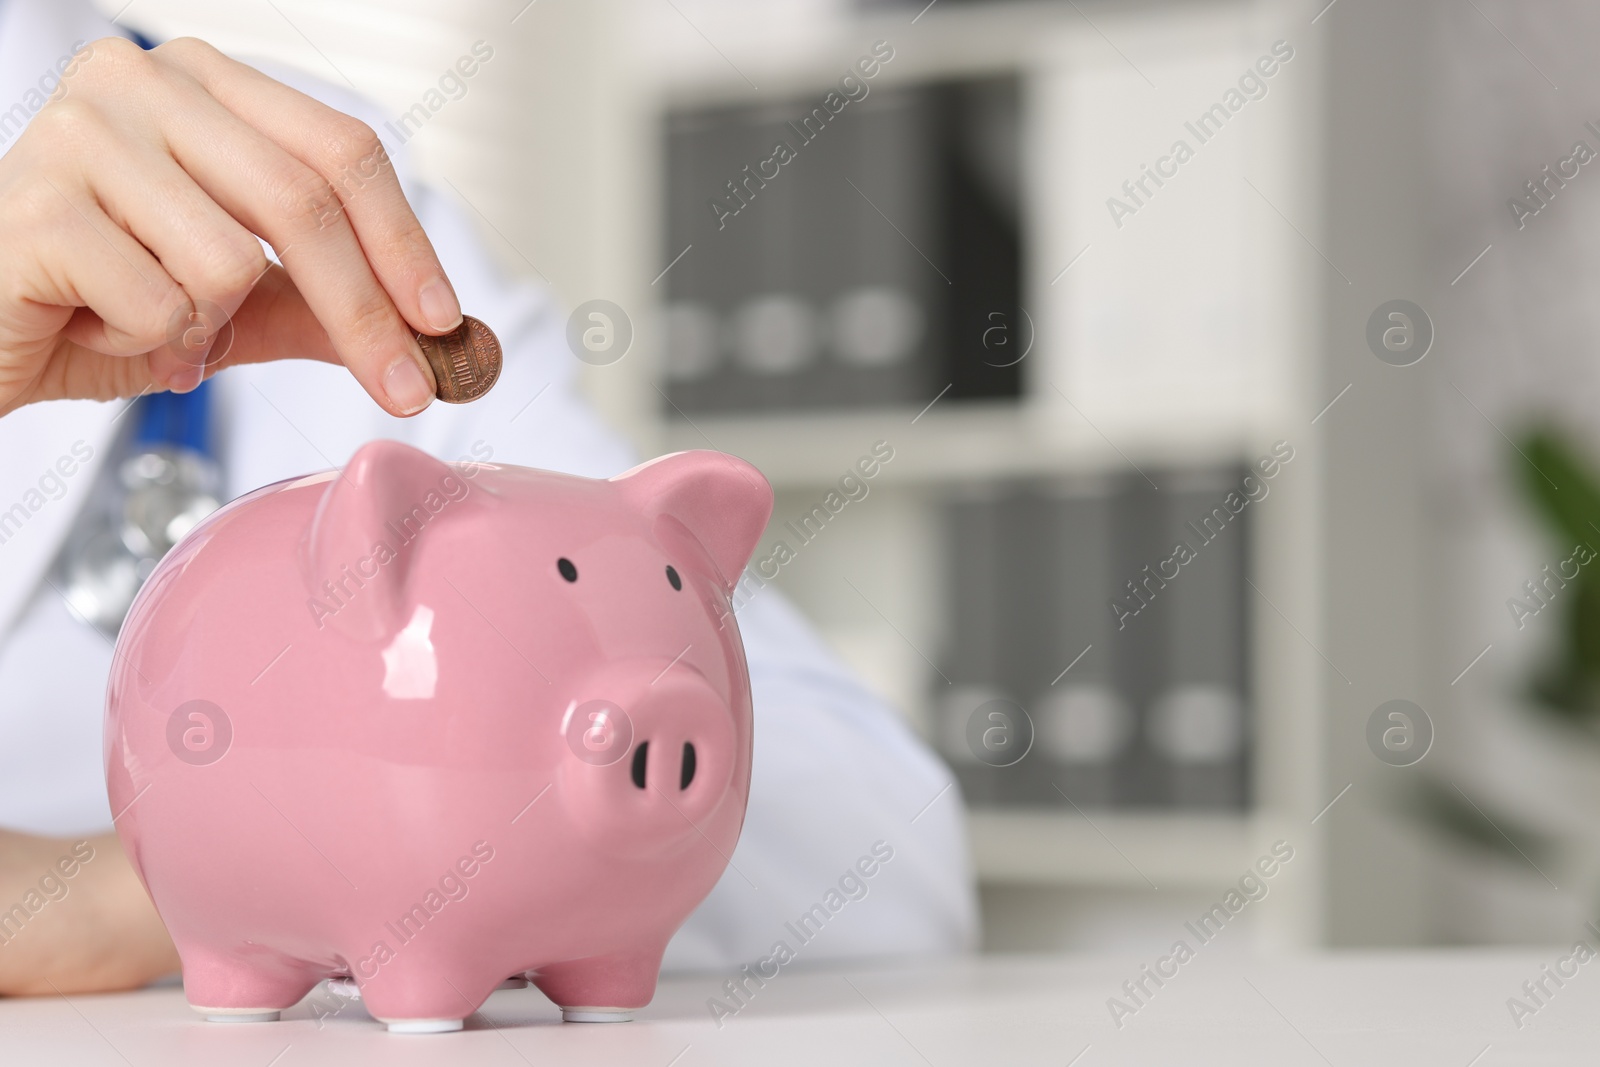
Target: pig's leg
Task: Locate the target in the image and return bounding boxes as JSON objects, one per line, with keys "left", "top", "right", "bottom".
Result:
{"left": 182, "top": 947, "right": 322, "bottom": 1022}
{"left": 531, "top": 945, "right": 666, "bottom": 1022}
{"left": 357, "top": 961, "right": 503, "bottom": 1033}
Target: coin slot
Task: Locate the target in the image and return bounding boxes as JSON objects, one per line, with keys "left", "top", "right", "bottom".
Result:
{"left": 680, "top": 742, "right": 697, "bottom": 790}
{"left": 631, "top": 741, "right": 649, "bottom": 789}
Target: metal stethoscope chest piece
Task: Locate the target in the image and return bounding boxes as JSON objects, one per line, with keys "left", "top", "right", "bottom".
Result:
{"left": 57, "top": 385, "right": 222, "bottom": 639}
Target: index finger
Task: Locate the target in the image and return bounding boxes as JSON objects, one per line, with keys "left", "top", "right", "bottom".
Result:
{"left": 152, "top": 41, "right": 464, "bottom": 346}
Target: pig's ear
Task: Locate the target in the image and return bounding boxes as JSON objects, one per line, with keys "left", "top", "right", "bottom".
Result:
{"left": 306, "top": 440, "right": 465, "bottom": 640}
{"left": 613, "top": 451, "right": 773, "bottom": 591}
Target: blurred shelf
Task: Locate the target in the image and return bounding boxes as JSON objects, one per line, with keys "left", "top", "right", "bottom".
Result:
{"left": 661, "top": 402, "right": 1274, "bottom": 488}
{"left": 641, "top": 0, "right": 1079, "bottom": 107}
{"left": 968, "top": 808, "right": 1269, "bottom": 888}
{"left": 639, "top": 0, "right": 1242, "bottom": 108}
{"left": 581, "top": 0, "right": 1328, "bottom": 949}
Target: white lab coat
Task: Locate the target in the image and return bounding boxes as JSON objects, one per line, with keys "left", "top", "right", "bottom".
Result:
{"left": 0, "top": 0, "right": 977, "bottom": 970}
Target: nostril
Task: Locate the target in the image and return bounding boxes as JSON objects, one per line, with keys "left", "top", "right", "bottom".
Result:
{"left": 680, "top": 742, "right": 697, "bottom": 790}
{"left": 631, "top": 742, "right": 649, "bottom": 789}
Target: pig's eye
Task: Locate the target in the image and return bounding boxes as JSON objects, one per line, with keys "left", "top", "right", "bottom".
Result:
{"left": 666, "top": 565, "right": 682, "bottom": 591}
{"left": 557, "top": 557, "right": 578, "bottom": 582}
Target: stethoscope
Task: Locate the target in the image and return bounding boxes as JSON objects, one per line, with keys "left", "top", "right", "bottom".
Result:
{"left": 54, "top": 384, "right": 223, "bottom": 638}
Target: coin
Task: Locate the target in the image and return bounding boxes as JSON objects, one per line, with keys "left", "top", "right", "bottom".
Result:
{"left": 415, "top": 315, "right": 502, "bottom": 403}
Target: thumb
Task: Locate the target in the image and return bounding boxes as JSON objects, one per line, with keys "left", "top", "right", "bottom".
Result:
{"left": 194, "top": 263, "right": 346, "bottom": 377}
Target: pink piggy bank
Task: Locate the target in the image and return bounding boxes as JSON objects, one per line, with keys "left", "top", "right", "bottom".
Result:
{"left": 105, "top": 440, "right": 772, "bottom": 1032}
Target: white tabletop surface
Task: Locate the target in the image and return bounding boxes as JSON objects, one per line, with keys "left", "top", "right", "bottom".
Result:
{"left": 0, "top": 950, "right": 1586, "bottom": 1065}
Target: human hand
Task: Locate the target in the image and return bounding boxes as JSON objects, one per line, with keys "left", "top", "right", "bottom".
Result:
{"left": 0, "top": 829, "right": 178, "bottom": 996}
{"left": 0, "top": 36, "right": 461, "bottom": 418}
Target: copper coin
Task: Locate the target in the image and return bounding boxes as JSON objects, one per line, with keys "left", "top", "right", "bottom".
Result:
{"left": 415, "top": 315, "right": 502, "bottom": 404}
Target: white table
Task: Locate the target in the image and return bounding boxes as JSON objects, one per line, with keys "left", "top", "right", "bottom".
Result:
{"left": 0, "top": 951, "right": 1587, "bottom": 1064}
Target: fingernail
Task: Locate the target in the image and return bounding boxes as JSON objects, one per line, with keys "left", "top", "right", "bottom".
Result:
{"left": 167, "top": 363, "right": 204, "bottom": 394}
{"left": 418, "top": 278, "right": 462, "bottom": 333}
{"left": 384, "top": 354, "right": 434, "bottom": 415}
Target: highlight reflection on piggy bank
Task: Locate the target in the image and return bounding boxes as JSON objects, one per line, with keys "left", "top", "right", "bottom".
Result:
{"left": 105, "top": 441, "right": 772, "bottom": 1033}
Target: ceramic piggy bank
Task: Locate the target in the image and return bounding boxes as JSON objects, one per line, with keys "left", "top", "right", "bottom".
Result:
{"left": 105, "top": 440, "right": 772, "bottom": 1032}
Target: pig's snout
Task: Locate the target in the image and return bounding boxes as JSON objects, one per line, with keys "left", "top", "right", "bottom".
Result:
{"left": 558, "top": 666, "right": 736, "bottom": 847}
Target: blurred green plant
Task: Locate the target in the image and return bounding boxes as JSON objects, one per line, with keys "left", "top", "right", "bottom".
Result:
{"left": 1388, "top": 429, "right": 1600, "bottom": 910}
{"left": 1514, "top": 428, "right": 1600, "bottom": 721}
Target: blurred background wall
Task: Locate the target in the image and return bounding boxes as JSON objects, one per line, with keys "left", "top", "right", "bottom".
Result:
{"left": 101, "top": 0, "right": 1600, "bottom": 956}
